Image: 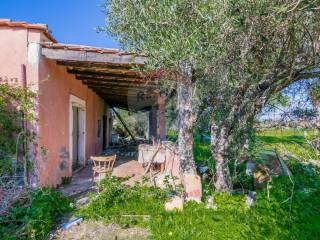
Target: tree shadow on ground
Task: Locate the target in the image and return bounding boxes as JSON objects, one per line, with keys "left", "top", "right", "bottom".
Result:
{"left": 257, "top": 135, "right": 305, "bottom": 145}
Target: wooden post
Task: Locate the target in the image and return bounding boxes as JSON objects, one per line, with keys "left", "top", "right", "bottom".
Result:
{"left": 108, "top": 110, "right": 113, "bottom": 146}
{"left": 149, "top": 106, "right": 158, "bottom": 141}
{"left": 158, "top": 95, "right": 166, "bottom": 141}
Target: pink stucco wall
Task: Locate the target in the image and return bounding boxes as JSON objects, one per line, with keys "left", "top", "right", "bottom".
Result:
{"left": 38, "top": 59, "right": 106, "bottom": 186}
{"left": 0, "top": 26, "right": 28, "bottom": 84}
{"left": 0, "top": 26, "right": 108, "bottom": 187}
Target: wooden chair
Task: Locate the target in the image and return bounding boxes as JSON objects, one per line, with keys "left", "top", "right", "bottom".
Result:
{"left": 91, "top": 155, "right": 117, "bottom": 182}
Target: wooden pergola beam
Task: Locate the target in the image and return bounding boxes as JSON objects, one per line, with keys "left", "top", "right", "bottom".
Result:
{"left": 42, "top": 47, "right": 145, "bottom": 65}
{"left": 76, "top": 75, "right": 154, "bottom": 85}
{"left": 67, "top": 69, "right": 141, "bottom": 79}
{"left": 89, "top": 89, "right": 147, "bottom": 97}
{"left": 57, "top": 60, "right": 143, "bottom": 70}
{"left": 42, "top": 46, "right": 159, "bottom": 110}
{"left": 85, "top": 84, "right": 150, "bottom": 92}
{"left": 82, "top": 80, "right": 156, "bottom": 92}
{"left": 67, "top": 66, "right": 142, "bottom": 76}
{"left": 79, "top": 78, "right": 156, "bottom": 88}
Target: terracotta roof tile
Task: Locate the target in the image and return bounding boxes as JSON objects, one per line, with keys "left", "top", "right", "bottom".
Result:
{"left": 0, "top": 19, "right": 145, "bottom": 57}
{"left": 0, "top": 19, "right": 57, "bottom": 43}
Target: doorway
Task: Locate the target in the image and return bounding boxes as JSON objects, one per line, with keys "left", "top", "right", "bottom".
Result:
{"left": 69, "top": 95, "right": 86, "bottom": 172}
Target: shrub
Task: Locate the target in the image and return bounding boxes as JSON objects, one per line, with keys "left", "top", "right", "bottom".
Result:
{"left": 0, "top": 83, "right": 37, "bottom": 176}
{"left": 0, "top": 188, "right": 72, "bottom": 240}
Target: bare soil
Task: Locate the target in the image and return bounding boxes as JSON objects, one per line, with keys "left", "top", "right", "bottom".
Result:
{"left": 52, "top": 220, "right": 150, "bottom": 240}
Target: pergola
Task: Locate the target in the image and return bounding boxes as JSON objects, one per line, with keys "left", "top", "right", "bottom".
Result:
{"left": 41, "top": 42, "right": 165, "bottom": 140}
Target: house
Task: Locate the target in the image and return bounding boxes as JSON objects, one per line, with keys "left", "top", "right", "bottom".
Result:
{"left": 0, "top": 19, "right": 166, "bottom": 187}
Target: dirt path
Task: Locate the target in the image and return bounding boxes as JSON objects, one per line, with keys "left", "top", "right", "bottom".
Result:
{"left": 52, "top": 220, "right": 150, "bottom": 240}
{"left": 52, "top": 164, "right": 150, "bottom": 240}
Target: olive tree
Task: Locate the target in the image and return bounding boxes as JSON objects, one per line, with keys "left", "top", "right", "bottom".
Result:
{"left": 103, "top": 0, "right": 320, "bottom": 192}
{"left": 198, "top": 1, "right": 320, "bottom": 191}
{"left": 102, "top": 0, "right": 221, "bottom": 176}
{"left": 309, "top": 80, "right": 320, "bottom": 129}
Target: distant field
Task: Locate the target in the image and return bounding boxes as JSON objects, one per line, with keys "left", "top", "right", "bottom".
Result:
{"left": 257, "top": 128, "right": 319, "bottom": 161}
{"left": 169, "top": 128, "right": 319, "bottom": 165}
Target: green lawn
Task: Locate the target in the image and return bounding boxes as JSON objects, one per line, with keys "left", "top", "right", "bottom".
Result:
{"left": 78, "top": 129, "right": 320, "bottom": 240}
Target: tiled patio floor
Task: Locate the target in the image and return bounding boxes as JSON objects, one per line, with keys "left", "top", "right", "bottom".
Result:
{"left": 58, "top": 157, "right": 145, "bottom": 197}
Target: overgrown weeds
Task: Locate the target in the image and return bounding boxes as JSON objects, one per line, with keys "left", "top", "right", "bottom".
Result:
{"left": 78, "top": 169, "right": 320, "bottom": 239}
{"left": 0, "top": 188, "right": 72, "bottom": 240}
{"left": 78, "top": 176, "right": 167, "bottom": 227}
{"left": 78, "top": 130, "right": 320, "bottom": 239}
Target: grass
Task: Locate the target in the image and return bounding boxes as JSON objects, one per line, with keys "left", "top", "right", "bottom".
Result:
{"left": 79, "top": 169, "right": 320, "bottom": 239}
{"left": 257, "top": 128, "right": 307, "bottom": 145}
{"left": 77, "top": 129, "right": 320, "bottom": 240}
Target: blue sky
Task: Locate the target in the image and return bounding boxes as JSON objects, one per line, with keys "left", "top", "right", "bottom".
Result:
{"left": 0, "top": 0, "right": 119, "bottom": 48}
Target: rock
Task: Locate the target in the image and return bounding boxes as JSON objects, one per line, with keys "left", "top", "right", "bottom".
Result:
{"left": 245, "top": 191, "right": 256, "bottom": 208}
{"left": 165, "top": 196, "right": 184, "bottom": 211}
{"left": 183, "top": 174, "right": 202, "bottom": 202}
{"left": 259, "top": 151, "right": 282, "bottom": 175}
{"left": 76, "top": 197, "right": 89, "bottom": 206}
{"left": 205, "top": 196, "right": 217, "bottom": 210}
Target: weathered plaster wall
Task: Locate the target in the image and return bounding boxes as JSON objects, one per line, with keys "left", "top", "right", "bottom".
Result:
{"left": 0, "top": 27, "right": 42, "bottom": 188}
{"left": 0, "top": 26, "right": 28, "bottom": 84}
{"left": 0, "top": 26, "right": 107, "bottom": 187}
{"left": 38, "top": 58, "right": 106, "bottom": 186}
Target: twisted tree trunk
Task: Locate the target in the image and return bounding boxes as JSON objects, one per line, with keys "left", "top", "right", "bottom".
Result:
{"left": 210, "top": 95, "right": 265, "bottom": 192}
{"left": 210, "top": 123, "right": 232, "bottom": 192}
{"left": 177, "top": 62, "right": 196, "bottom": 175}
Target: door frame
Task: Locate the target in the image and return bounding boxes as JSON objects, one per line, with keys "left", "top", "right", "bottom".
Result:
{"left": 69, "top": 94, "right": 86, "bottom": 173}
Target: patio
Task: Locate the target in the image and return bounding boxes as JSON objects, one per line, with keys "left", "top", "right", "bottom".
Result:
{"left": 57, "top": 156, "right": 146, "bottom": 197}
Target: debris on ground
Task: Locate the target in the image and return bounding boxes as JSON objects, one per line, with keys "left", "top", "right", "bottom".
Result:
{"left": 245, "top": 161, "right": 256, "bottom": 176}
{"left": 62, "top": 217, "right": 83, "bottom": 230}
{"left": 253, "top": 164, "right": 272, "bottom": 189}
{"left": 197, "top": 163, "right": 209, "bottom": 174}
{"left": 0, "top": 175, "right": 24, "bottom": 215}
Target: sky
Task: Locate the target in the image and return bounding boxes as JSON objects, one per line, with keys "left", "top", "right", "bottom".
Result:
{"left": 0, "top": 0, "right": 119, "bottom": 48}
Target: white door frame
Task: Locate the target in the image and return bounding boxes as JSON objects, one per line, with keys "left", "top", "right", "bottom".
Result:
{"left": 69, "top": 95, "right": 86, "bottom": 173}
